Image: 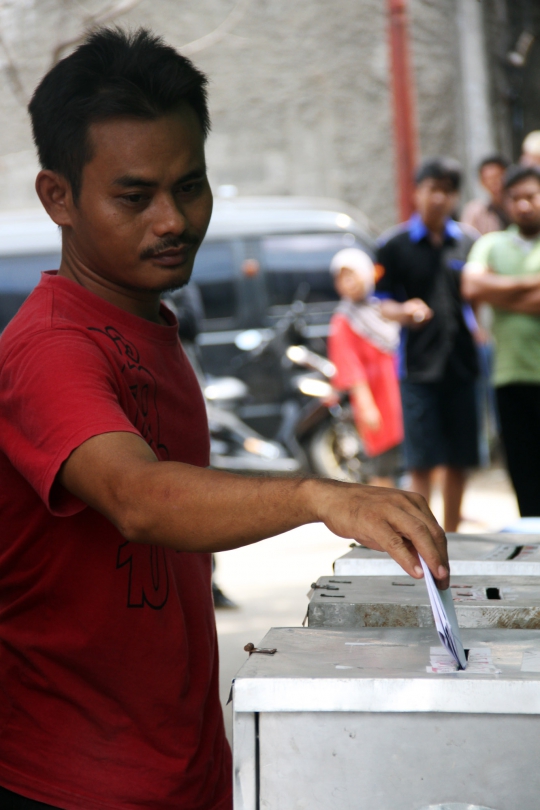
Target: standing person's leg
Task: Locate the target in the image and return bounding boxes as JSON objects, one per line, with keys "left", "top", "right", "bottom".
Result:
{"left": 400, "top": 380, "right": 443, "bottom": 508}
{"left": 496, "top": 384, "right": 540, "bottom": 516}
{"left": 442, "top": 467, "right": 466, "bottom": 532}
{"left": 410, "top": 469, "right": 431, "bottom": 502}
{"left": 441, "top": 377, "right": 479, "bottom": 533}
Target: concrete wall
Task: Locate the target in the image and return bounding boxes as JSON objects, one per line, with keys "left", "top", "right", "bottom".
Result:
{"left": 0, "top": 0, "right": 469, "bottom": 230}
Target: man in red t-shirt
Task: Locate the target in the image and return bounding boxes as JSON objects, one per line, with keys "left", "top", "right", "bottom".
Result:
{"left": 0, "top": 28, "right": 449, "bottom": 810}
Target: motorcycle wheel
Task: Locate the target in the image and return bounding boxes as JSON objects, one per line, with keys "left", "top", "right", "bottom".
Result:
{"left": 306, "top": 419, "right": 368, "bottom": 483}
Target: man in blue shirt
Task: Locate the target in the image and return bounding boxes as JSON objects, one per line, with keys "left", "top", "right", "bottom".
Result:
{"left": 376, "top": 158, "right": 479, "bottom": 531}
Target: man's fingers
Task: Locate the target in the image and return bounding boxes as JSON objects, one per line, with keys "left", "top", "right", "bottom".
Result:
{"left": 361, "top": 524, "right": 427, "bottom": 580}
{"left": 318, "top": 482, "right": 450, "bottom": 588}
{"left": 388, "top": 508, "right": 449, "bottom": 588}
{"left": 356, "top": 499, "right": 449, "bottom": 588}
{"left": 397, "top": 491, "right": 449, "bottom": 569}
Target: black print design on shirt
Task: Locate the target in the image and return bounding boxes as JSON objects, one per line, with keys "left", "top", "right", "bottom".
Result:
{"left": 116, "top": 542, "right": 169, "bottom": 609}
{"left": 87, "top": 325, "right": 169, "bottom": 459}
{"left": 88, "top": 325, "right": 170, "bottom": 610}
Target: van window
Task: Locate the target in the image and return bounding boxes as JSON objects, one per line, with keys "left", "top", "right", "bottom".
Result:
{"left": 261, "top": 233, "right": 366, "bottom": 307}
{"left": 0, "top": 253, "right": 61, "bottom": 292}
{"left": 191, "top": 241, "right": 236, "bottom": 320}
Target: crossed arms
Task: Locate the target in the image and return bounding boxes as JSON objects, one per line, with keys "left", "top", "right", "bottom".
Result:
{"left": 462, "top": 262, "right": 540, "bottom": 315}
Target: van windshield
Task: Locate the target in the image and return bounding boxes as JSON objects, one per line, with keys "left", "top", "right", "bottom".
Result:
{"left": 261, "top": 233, "right": 370, "bottom": 308}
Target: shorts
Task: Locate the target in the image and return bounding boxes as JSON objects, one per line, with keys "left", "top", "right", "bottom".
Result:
{"left": 400, "top": 377, "right": 479, "bottom": 471}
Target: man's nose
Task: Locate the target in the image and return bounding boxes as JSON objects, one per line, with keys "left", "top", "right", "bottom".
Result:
{"left": 152, "top": 193, "right": 187, "bottom": 236}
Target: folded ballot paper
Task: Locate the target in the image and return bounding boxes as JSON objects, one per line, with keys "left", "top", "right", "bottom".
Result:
{"left": 419, "top": 555, "right": 467, "bottom": 670}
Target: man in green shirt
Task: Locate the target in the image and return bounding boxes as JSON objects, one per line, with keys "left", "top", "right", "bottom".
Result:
{"left": 462, "top": 165, "right": 540, "bottom": 515}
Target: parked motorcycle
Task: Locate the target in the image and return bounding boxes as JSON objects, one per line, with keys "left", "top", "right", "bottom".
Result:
{"left": 204, "top": 376, "right": 300, "bottom": 474}
{"left": 232, "top": 293, "right": 369, "bottom": 483}
{"left": 285, "top": 344, "right": 369, "bottom": 483}
{"left": 164, "top": 291, "right": 300, "bottom": 476}
{"left": 183, "top": 344, "right": 300, "bottom": 475}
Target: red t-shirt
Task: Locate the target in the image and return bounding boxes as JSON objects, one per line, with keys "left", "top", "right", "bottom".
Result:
{"left": 0, "top": 272, "right": 231, "bottom": 810}
{"left": 328, "top": 313, "right": 403, "bottom": 457}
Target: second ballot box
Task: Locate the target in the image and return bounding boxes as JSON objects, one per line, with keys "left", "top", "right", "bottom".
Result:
{"left": 333, "top": 533, "right": 540, "bottom": 577}
{"left": 307, "top": 574, "right": 540, "bottom": 629}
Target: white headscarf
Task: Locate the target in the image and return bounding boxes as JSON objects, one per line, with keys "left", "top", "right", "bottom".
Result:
{"left": 330, "top": 248, "right": 399, "bottom": 355}
{"left": 330, "top": 248, "right": 375, "bottom": 295}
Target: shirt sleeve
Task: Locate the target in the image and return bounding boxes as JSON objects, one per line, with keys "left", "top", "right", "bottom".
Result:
{"left": 0, "top": 328, "right": 142, "bottom": 516}
{"left": 466, "top": 231, "right": 498, "bottom": 267}
{"left": 328, "top": 314, "right": 369, "bottom": 389}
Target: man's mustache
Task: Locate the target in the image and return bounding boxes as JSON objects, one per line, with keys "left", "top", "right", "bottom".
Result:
{"left": 140, "top": 235, "right": 199, "bottom": 260}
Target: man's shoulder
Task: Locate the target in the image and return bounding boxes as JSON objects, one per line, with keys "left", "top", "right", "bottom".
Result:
{"left": 462, "top": 198, "right": 486, "bottom": 216}
{"left": 0, "top": 281, "right": 52, "bottom": 351}
{"left": 377, "top": 221, "right": 411, "bottom": 250}
{"left": 465, "top": 228, "right": 515, "bottom": 271}
{"left": 0, "top": 275, "right": 108, "bottom": 368}
{"left": 470, "top": 228, "right": 510, "bottom": 254}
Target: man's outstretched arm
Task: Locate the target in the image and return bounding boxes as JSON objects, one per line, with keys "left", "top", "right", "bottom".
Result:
{"left": 59, "top": 431, "right": 449, "bottom": 587}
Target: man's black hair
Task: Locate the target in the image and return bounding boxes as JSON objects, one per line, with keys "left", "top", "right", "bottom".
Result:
{"left": 414, "top": 157, "right": 462, "bottom": 192}
{"left": 28, "top": 28, "right": 210, "bottom": 201}
{"left": 478, "top": 154, "right": 510, "bottom": 173}
{"left": 503, "top": 164, "right": 540, "bottom": 192}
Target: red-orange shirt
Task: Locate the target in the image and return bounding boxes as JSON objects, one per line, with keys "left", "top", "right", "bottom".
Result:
{"left": 328, "top": 313, "right": 403, "bottom": 456}
{"left": 0, "top": 272, "right": 231, "bottom": 810}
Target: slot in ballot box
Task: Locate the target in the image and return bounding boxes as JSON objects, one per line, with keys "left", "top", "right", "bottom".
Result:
{"left": 333, "top": 532, "right": 540, "bottom": 577}
{"left": 233, "top": 627, "right": 540, "bottom": 810}
{"left": 307, "top": 575, "right": 540, "bottom": 629}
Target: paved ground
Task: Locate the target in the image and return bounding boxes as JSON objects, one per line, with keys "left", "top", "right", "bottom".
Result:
{"left": 214, "top": 465, "right": 520, "bottom": 740}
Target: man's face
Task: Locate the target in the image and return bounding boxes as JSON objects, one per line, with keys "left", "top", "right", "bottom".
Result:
{"left": 505, "top": 177, "right": 540, "bottom": 236}
{"left": 480, "top": 163, "right": 505, "bottom": 200}
{"left": 65, "top": 105, "right": 212, "bottom": 294}
{"left": 414, "top": 178, "right": 458, "bottom": 230}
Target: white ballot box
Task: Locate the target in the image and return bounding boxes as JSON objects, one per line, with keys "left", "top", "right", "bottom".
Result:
{"left": 233, "top": 627, "right": 540, "bottom": 810}
{"left": 333, "top": 533, "right": 540, "bottom": 576}
{"left": 307, "top": 575, "right": 540, "bottom": 629}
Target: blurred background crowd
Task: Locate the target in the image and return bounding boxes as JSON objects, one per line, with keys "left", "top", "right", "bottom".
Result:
{"left": 1, "top": 0, "right": 540, "bottom": 620}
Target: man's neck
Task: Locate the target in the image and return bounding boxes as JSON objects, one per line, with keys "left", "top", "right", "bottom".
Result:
{"left": 58, "top": 262, "right": 165, "bottom": 325}
{"left": 426, "top": 223, "right": 445, "bottom": 247}
{"left": 419, "top": 214, "right": 446, "bottom": 246}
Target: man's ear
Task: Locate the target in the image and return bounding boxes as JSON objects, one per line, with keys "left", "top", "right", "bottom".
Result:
{"left": 35, "top": 170, "right": 75, "bottom": 227}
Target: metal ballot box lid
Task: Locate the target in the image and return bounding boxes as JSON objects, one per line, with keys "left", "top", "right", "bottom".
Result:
{"left": 333, "top": 532, "right": 540, "bottom": 576}
{"left": 307, "top": 574, "right": 540, "bottom": 629}
{"left": 233, "top": 628, "right": 540, "bottom": 810}
{"left": 233, "top": 626, "right": 540, "bottom": 714}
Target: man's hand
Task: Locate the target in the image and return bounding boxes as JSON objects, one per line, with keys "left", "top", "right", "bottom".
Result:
{"left": 59, "top": 431, "right": 449, "bottom": 588}
{"left": 380, "top": 297, "right": 433, "bottom": 329}
{"left": 313, "top": 481, "right": 449, "bottom": 588}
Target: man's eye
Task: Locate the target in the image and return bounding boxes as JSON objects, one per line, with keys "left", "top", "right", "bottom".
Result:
{"left": 178, "top": 182, "right": 200, "bottom": 195}
{"left": 124, "top": 194, "right": 146, "bottom": 204}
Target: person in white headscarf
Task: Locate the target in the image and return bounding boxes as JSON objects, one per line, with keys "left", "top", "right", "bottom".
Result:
{"left": 328, "top": 248, "right": 403, "bottom": 486}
